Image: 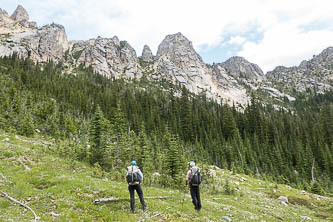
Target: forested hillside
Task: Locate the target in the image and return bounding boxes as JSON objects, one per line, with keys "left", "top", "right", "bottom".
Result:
{"left": 0, "top": 54, "right": 332, "bottom": 194}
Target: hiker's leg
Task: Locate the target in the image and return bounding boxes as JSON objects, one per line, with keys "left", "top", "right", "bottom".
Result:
{"left": 190, "top": 185, "right": 198, "bottom": 209}
{"left": 196, "top": 186, "right": 201, "bottom": 210}
{"left": 136, "top": 184, "right": 146, "bottom": 209}
{"left": 128, "top": 185, "right": 135, "bottom": 211}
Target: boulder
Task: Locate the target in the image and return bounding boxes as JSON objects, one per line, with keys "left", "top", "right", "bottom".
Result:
{"left": 278, "top": 196, "right": 288, "bottom": 204}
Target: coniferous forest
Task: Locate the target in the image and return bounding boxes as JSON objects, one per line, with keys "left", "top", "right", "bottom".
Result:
{"left": 0, "top": 54, "right": 332, "bottom": 194}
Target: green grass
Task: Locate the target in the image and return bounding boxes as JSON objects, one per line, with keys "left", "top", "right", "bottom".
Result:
{"left": 0, "top": 132, "right": 332, "bottom": 221}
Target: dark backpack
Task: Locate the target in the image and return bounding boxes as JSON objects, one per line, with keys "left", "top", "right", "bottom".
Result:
{"left": 190, "top": 167, "right": 202, "bottom": 186}
{"left": 126, "top": 166, "right": 141, "bottom": 184}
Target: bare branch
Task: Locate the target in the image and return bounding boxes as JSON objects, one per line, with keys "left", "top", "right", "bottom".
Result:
{"left": 0, "top": 191, "right": 39, "bottom": 222}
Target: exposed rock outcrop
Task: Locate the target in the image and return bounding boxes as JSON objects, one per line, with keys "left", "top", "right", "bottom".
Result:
{"left": 37, "top": 23, "right": 69, "bottom": 61}
{"left": 10, "top": 5, "right": 29, "bottom": 23}
{"left": 141, "top": 45, "right": 154, "bottom": 62}
{"left": 266, "top": 47, "right": 333, "bottom": 93}
{"left": 153, "top": 32, "right": 249, "bottom": 104}
{"left": 155, "top": 32, "right": 213, "bottom": 93}
{"left": 0, "top": 6, "right": 69, "bottom": 62}
{"left": 220, "top": 56, "right": 264, "bottom": 81}
{"left": 71, "top": 37, "right": 141, "bottom": 78}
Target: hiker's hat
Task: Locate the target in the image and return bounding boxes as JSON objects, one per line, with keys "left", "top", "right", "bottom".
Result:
{"left": 189, "top": 161, "right": 195, "bottom": 167}
{"left": 131, "top": 161, "right": 137, "bottom": 166}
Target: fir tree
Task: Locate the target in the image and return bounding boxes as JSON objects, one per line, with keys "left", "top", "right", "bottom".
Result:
{"left": 89, "top": 105, "right": 108, "bottom": 165}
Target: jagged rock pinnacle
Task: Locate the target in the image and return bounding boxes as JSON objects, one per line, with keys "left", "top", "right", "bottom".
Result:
{"left": 141, "top": 45, "right": 154, "bottom": 62}
{"left": 10, "top": 5, "right": 29, "bottom": 22}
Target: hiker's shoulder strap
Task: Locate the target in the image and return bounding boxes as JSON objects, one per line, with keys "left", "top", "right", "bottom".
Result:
{"left": 193, "top": 167, "right": 200, "bottom": 175}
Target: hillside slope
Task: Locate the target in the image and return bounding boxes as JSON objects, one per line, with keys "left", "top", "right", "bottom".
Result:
{"left": 0, "top": 133, "right": 332, "bottom": 221}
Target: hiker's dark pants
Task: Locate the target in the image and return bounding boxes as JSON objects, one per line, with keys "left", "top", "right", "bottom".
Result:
{"left": 190, "top": 185, "right": 201, "bottom": 210}
{"left": 128, "top": 184, "right": 146, "bottom": 211}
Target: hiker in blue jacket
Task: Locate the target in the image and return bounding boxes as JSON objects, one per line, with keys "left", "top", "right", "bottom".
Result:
{"left": 126, "top": 161, "right": 146, "bottom": 212}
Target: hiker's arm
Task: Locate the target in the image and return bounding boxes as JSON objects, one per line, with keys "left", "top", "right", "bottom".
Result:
{"left": 186, "top": 170, "right": 191, "bottom": 184}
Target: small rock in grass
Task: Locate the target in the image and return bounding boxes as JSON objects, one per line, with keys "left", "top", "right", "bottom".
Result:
{"left": 222, "top": 216, "right": 232, "bottom": 222}
{"left": 300, "top": 216, "right": 311, "bottom": 221}
{"left": 50, "top": 211, "right": 60, "bottom": 217}
{"left": 280, "top": 201, "right": 288, "bottom": 206}
{"left": 278, "top": 196, "right": 288, "bottom": 204}
{"left": 301, "top": 190, "right": 306, "bottom": 195}
{"left": 4, "top": 138, "right": 9, "bottom": 142}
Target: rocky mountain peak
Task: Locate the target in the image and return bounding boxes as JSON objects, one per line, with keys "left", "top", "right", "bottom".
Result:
{"left": 38, "top": 23, "right": 69, "bottom": 60}
{"left": 141, "top": 45, "right": 154, "bottom": 62}
{"left": 112, "top": 36, "right": 120, "bottom": 46}
{"left": 220, "top": 56, "right": 264, "bottom": 80}
{"left": 157, "top": 32, "right": 197, "bottom": 58}
{"left": 266, "top": 46, "right": 333, "bottom": 94}
{"left": 10, "top": 5, "right": 29, "bottom": 22}
{"left": 312, "top": 47, "right": 333, "bottom": 64}
{"left": 0, "top": 8, "right": 12, "bottom": 26}
{"left": 0, "top": 8, "right": 8, "bottom": 16}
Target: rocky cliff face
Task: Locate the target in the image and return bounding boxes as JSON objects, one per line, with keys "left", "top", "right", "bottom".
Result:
{"left": 219, "top": 56, "right": 264, "bottom": 81}
{"left": 155, "top": 33, "right": 213, "bottom": 92}
{"left": 266, "top": 47, "right": 333, "bottom": 93}
{"left": 70, "top": 37, "right": 141, "bottom": 78}
{"left": 152, "top": 32, "right": 249, "bottom": 104}
{"left": 0, "top": 5, "right": 68, "bottom": 62}
{"left": 141, "top": 45, "right": 154, "bottom": 62}
{"left": 0, "top": 5, "right": 140, "bottom": 78}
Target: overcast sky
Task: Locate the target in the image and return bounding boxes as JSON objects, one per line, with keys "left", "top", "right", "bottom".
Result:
{"left": 2, "top": 0, "right": 333, "bottom": 72}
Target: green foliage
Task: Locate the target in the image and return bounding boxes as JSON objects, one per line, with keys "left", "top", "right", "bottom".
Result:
{"left": 311, "top": 182, "right": 324, "bottom": 195}
{"left": 73, "top": 49, "right": 84, "bottom": 60}
{"left": 89, "top": 105, "right": 109, "bottom": 165}
{"left": 223, "top": 179, "right": 235, "bottom": 195}
{"left": 92, "top": 162, "right": 104, "bottom": 178}
{"left": 17, "top": 112, "right": 34, "bottom": 137}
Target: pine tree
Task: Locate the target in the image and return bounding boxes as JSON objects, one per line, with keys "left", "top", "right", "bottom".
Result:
{"left": 89, "top": 105, "right": 108, "bottom": 165}
{"left": 164, "top": 128, "right": 183, "bottom": 184}
{"left": 18, "top": 112, "right": 35, "bottom": 137}
{"left": 111, "top": 100, "right": 128, "bottom": 167}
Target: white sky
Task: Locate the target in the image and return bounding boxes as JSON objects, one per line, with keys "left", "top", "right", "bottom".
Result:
{"left": 2, "top": 0, "right": 333, "bottom": 73}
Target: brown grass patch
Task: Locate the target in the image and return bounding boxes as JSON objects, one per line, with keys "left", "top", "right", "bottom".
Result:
{"left": 287, "top": 196, "right": 311, "bottom": 207}
{"left": 314, "top": 212, "right": 329, "bottom": 219}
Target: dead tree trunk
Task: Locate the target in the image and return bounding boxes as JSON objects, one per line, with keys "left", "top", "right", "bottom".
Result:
{"left": 311, "top": 159, "right": 315, "bottom": 184}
